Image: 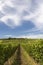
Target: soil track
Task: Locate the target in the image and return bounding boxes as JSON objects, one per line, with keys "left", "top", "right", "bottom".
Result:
{"left": 4, "top": 44, "right": 40, "bottom": 65}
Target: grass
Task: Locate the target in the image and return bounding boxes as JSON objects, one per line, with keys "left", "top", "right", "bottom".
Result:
{"left": 4, "top": 44, "right": 39, "bottom": 65}
{"left": 0, "top": 38, "right": 43, "bottom": 65}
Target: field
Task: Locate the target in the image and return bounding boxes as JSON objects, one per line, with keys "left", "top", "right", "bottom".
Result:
{"left": 0, "top": 38, "right": 43, "bottom": 65}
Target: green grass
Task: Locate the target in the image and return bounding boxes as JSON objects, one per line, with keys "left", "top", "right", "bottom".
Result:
{"left": 21, "top": 39, "right": 43, "bottom": 65}
{"left": 0, "top": 38, "right": 43, "bottom": 65}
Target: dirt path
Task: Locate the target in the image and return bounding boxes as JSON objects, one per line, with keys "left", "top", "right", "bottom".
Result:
{"left": 4, "top": 44, "right": 40, "bottom": 65}
{"left": 12, "top": 44, "right": 21, "bottom": 65}
{"left": 4, "top": 47, "right": 18, "bottom": 65}
{"left": 20, "top": 46, "right": 40, "bottom": 65}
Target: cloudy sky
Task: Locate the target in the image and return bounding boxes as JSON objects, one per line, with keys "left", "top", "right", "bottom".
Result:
{"left": 0, "top": 0, "right": 43, "bottom": 38}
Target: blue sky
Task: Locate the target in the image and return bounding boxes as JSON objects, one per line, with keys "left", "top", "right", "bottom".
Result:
{"left": 0, "top": 0, "right": 43, "bottom": 38}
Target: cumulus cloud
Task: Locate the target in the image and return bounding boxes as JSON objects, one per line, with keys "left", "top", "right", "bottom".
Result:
{"left": 31, "top": 3, "right": 43, "bottom": 29}
{"left": 0, "top": 0, "right": 43, "bottom": 30}
{"left": 0, "top": 14, "right": 21, "bottom": 28}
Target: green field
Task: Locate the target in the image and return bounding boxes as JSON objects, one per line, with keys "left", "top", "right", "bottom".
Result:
{"left": 0, "top": 38, "right": 43, "bottom": 65}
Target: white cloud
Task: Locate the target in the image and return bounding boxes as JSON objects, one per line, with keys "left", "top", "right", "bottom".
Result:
{"left": 4, "top": 35, "right": 12, "bottom": 37}
{"left": 33, "top": 4, "right": 43, "bottom": 29}
{"left": 4, "top": 33, "right": 43, "bottom": 39}
{"left": 16, "top": 34, "right": 43, "bottom": 39}
{"left": 0, "top": 0, "right": 43, "bottom": 30}
{"left": 23, "top": 2, "right": 43, "bottom": 30}
{"left": 0, "top": 0, "right": 32, "bottom": 28}
{"left": 0, "top": 1, "right": 5, "bottom": 11}
{"left": 0, "top": 14, "right": 21, "bottom": 28}
{"left": 22, "top": 27, "right": 40, "bottom": 34}
{"left": 0, "top": 0, "right": 14, "bottom": 14}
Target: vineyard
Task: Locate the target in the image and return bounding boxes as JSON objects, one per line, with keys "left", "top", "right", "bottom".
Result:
{"left": 0, "top": 38, "right": 43, "bottom": 65}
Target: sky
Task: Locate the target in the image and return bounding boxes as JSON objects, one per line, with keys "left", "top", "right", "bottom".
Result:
{"left": 0, "top": 0, "right": 43, "bottom": 38}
